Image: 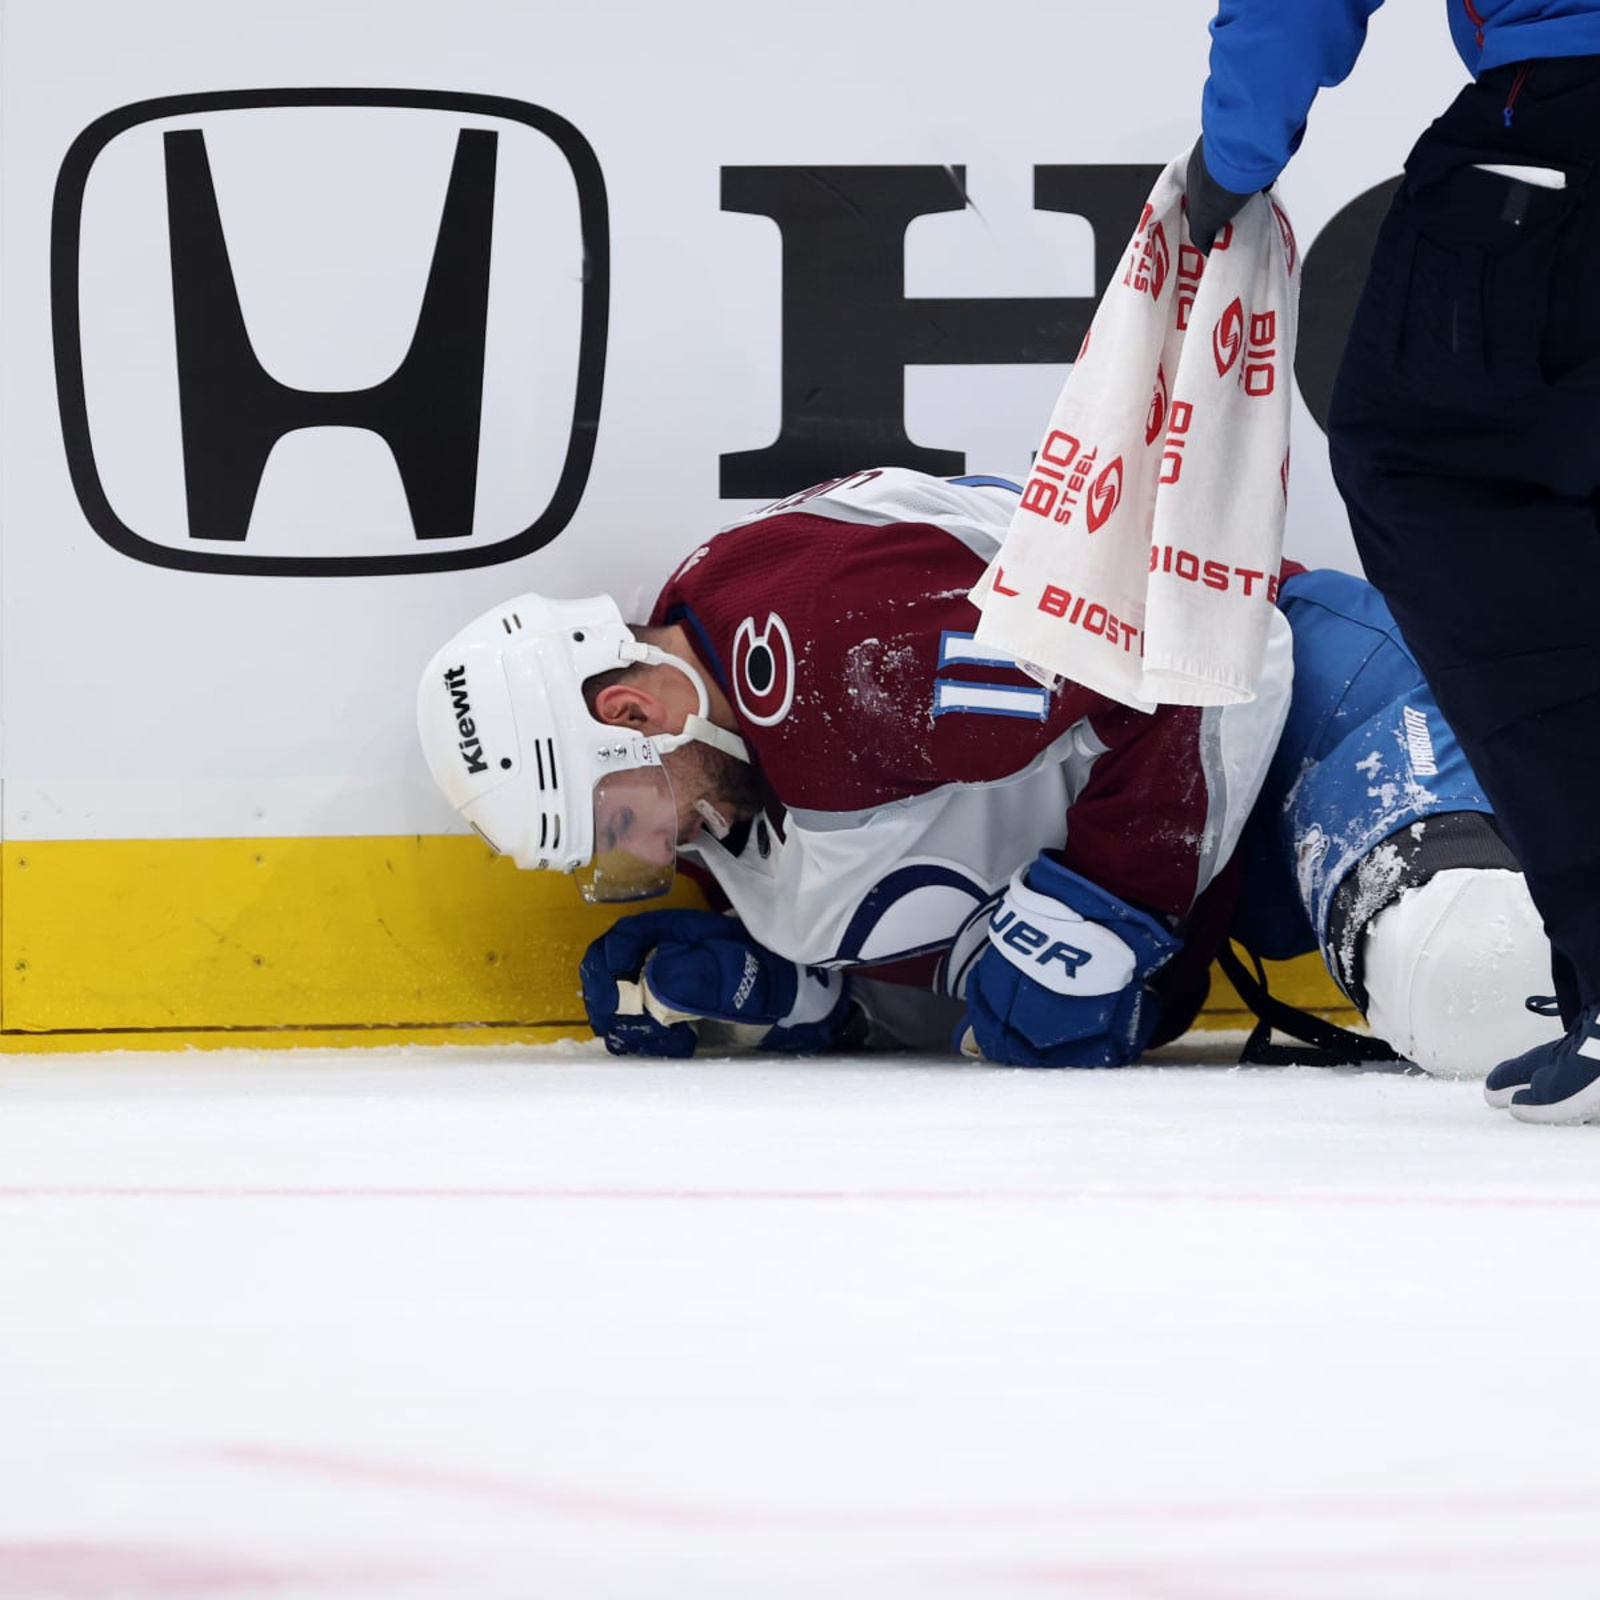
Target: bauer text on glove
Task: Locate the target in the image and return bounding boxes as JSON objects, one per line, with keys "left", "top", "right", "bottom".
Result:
{"left": 959, "top": 856, "right": 1180, "bottom": 1068}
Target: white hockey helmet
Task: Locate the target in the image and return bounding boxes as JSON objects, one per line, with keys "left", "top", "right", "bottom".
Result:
{"left": 417, "top": 592, "right": 746, "bottom": 902}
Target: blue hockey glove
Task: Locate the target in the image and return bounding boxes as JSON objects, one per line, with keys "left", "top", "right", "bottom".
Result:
{"left": 960, "top": 857, "right": 1180, "bottom": 1068}
{"left": 580, "top": 908, "right": 852, "bottom": 1058}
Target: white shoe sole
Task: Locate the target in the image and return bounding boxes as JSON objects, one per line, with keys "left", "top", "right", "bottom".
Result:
{"left": 1507, "top": 1076, "right": 1600, "bottom": 1125}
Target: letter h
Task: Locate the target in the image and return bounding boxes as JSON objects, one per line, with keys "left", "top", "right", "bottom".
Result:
{"left": 163, "top": 126, "right": 496, "bottom": 543}
{"left": 718, "top": 163, "right": 1160, "bottom": 498}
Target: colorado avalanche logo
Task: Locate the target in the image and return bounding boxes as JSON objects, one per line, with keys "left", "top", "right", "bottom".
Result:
{"left": 1085, "top": 457, "right": 1124, "bottom": 533}
{"left": 1213, "top": 297, "right": 1244, "bottom": 377}
{"left": 732, "top": 612, "right": 796, "bottom": 727}
{"left": 1146, "top": 364, "right": 1169, "bottom": 446}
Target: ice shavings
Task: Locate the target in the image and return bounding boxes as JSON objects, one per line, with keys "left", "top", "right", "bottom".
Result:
{"left": 1333, "top": 831, "right": 1411, "bottom": 992}
{"left": 843, "top": 636, "right": 922, "bottom": 722}
{"left": 1285, "top": 713, "right": 1446, "bottom": 965}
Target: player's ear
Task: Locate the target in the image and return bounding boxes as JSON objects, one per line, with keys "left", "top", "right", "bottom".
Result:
{"left": 593, "top": 682, "right": 667, "bottom": 732}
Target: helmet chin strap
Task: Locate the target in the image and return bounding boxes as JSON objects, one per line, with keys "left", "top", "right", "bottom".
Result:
{"left": 626, "top": 644, "right": 751, "bottom": 764}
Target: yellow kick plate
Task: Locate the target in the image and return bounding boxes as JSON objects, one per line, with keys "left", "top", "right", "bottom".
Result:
{"left": 0, "top": 836, "right": 1355, "bottom": 1049}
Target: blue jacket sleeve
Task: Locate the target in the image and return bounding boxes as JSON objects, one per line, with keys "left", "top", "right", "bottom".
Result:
{"left": 1201, "top": 0, "right": 1388, "bottom": 194}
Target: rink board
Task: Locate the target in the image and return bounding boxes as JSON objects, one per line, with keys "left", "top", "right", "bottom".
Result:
{"left": 0, "top": 4, "right": 1451, "bottom": 1051}
{"left": 0, "top": 839, "right": 1353, "bottom": 1050}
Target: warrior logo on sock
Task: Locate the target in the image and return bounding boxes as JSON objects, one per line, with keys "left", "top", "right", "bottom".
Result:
{"left": 732, "top": 612, "right": 796, "bottom": 727}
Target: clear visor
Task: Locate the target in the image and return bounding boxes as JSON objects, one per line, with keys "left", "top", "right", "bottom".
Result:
{"left": 575, "top": 762, "right": 679, "bottom": 903}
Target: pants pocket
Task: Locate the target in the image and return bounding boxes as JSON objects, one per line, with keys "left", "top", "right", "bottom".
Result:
{"left": 1395, "top": 164, "right": 1570, "bottom": 402}
{"left": 1400, "top": 232, "right": 1489, "bottom": 385}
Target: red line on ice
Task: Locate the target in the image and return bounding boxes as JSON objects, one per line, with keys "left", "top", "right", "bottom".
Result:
{"left": 213, "top": 1444, "right": 1600, "bottom": 1536}
{"left": 0, "top": 1540, "right": 419, "bottom": 1596}
{"left": 992, "top": 1540, "right": 1600, "bottom": 1596}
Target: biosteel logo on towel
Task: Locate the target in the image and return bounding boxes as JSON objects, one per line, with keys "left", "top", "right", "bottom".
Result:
{"left": 1145, "top": 364, "right": 1169, "bottom": 446}
{"left": 1211, "top": 299, "right": 1279, "bottom": 397}
{"left": 1121, "top": 204, "right": 1170, "bottom": 301}
{"left": 1175, "top": 244, "right": 1205, "bottom": 331}
{"left": 1243, "top": 310, "right": 1279, "bottom": 397}
{"left": 1019, "top": 430, "right": 1124, "bottom": 532}
{"left": 1213, "top": 298, "right": 1245, "bottom": 377}
{"left": 1270, "top": 199, "right": 1299, "bottom": 275}
{"left": 1084, "top": 457, "right": 1124, "bottom": 532}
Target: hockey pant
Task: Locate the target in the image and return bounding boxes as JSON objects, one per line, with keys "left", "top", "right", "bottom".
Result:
{"left": 1232, "top": 570, "right": 1556, "bottom": 1075}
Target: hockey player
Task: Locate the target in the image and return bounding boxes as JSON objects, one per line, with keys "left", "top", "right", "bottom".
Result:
{"left": 417, "top": 469, "right": 1557, "bottom": 1085}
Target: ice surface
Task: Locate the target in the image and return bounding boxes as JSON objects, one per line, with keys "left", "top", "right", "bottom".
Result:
{"left": 3, "top": 1040, "right": 1599, "bottom": 1599}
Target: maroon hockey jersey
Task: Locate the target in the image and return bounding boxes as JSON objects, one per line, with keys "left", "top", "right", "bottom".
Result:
{"left": 650, "top": 469, "right": 1294, "bottom": 1025}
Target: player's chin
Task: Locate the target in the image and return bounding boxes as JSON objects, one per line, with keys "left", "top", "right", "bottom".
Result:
{"left": 678, "top": 805, "right": 719, "bottom": 845}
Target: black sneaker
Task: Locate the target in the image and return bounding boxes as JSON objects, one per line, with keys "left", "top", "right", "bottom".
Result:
{"left": 1484, "top": 1050, "right": 1536, "bottom": 1109}
{"left": 1494, "top": 1000, "right": 1600, "bottom": 1125}
{"left": 1484, "top": 996, "right": 1562, "bottom": 1109}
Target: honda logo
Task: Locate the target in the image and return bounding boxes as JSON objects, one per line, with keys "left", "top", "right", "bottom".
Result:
{"left": 52, "top": 89, "right": 609, "bottom": 576}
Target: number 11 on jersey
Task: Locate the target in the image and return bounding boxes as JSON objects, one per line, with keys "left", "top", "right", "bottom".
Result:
{"left": 933, "top": 632, "right": 1052, "bottom": 720}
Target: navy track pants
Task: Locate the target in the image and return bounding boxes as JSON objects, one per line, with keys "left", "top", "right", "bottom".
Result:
{"left": 1328, "top": 54, "right": 1600, "bottom": 1018}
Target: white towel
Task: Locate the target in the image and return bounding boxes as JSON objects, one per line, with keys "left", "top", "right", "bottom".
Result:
{"left": 971, "top": 151, "right": 1301, "bottom": 710}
